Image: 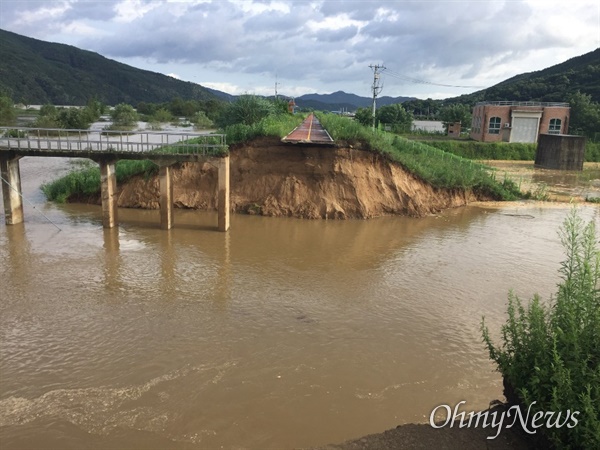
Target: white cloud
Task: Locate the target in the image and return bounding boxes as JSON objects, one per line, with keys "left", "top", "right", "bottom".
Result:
{"left": 167, "top": 73, "right": 181, "bottom": 79}
{"left": 0, "top": 0, "right": 598, "bottom": 99}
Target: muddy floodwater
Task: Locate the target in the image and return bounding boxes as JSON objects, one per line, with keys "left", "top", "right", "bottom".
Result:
{"left": 1, "top": 157, "right": 599, "bottom": 449}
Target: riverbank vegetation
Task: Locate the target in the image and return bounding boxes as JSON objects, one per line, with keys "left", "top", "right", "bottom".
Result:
{"left": 415, "top": 140, "right": 600, "bottom": 162}
{"left": 42, "top": 103, "right": 524, "bottom": 203}
{"left": 317, "top": 113, "right": 521, "bottom": 199}
{"left": 482, "top": 209, "right": 599, "bottom": 449}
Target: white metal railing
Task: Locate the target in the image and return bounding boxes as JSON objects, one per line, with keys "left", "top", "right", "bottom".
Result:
{"left": 475, "top": 101, "right": 569, "bottom": 108}
{"left": 0, "top": 127, "right": 227, "bottom": 156}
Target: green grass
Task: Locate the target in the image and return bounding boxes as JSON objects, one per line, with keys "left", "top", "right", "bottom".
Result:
{"left": 317, "top": 113, "right": 521, "bottom": 200}
{"left": 42, "top": 160, "right": 157, "bottom": 202}
{"left": 43, "top": 112, "right": 522, "bottom": 203}
{"left": 417, "top": 139, "right": 600, "bottom": 162}
{"left": 223, "top": 113, "right": 305, "bottom": 144}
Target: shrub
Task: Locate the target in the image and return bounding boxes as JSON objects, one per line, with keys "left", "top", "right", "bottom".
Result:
{"left": 216, "top": 95, "right": 276, "bottom": 128}
{"left": 482, "top": 209, "right": 600, "bottom": 449}
{"left": 110, "top": 103, "right": 138, "bottom": 129}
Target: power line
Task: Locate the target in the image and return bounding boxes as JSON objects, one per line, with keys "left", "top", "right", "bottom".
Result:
{"left": 384, "top": 68, "right": 485, "bottom": 89}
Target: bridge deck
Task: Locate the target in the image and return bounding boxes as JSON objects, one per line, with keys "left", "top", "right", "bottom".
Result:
{"left": 282, "top": 114, "right": 334, "bottom": 145}
{"left": 0, "top": 127, "right": 227, "bottom": 161}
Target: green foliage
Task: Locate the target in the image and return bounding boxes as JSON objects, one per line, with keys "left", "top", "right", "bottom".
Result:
{"left": 376, "top": 103, "right": 413, "bottom": 133}
{"left": 317, "top": 113, "right": 521, "bottom": 199}
{"left": 438, "top": 104, "right": 472, "bottom": 132}
{"left": 56, "top": 108, "right": 91, "bottom": 129}
{"left": 109, "top": 103, "right": 138, "bottom": 129}
{"left": 354, "top": 107, "right": 373, "bottom": 127}
{"left": 0, "top": 29, "right": 220, "bottom": 106}
{"left": 0, "top": 95, "right": 16, "bottom": 126}
{"left": 216, "top": 95, "right": 277, "bottom": 128}
{"left": 223, "top": 113, "right": 304, "bottom": 144}
{"left": 568, "top": 91, "right": 600, "bottom": 139}
{"left": 151, "top": 108, "right": 174, "bottom": 123}
{"left": 354, "top": 104, "right": 413, "bottom": 131}
{"left": 423, "top": 140, "right": 537, "bottom": 160}
{"left": 482, "top": 209, "right": 600, "bottom": 449}
{"left": 33, "top": 100, "right": 101, "bottom": 129}
{"left": 422, "top": 139, "right": 600, "bottom": 162}
{"left": 192, "top": 111, "right": 214, "bottom": 130}
{"left": 42, "top": 160, "right": 158, "bottom": 203}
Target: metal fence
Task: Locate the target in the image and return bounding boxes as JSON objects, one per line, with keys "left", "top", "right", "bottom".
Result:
{"left": 0, "top": 127, "right": 227, "bottom": 156}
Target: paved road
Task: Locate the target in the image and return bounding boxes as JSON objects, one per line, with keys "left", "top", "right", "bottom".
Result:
{"left": 282, "top": 113, "right": 334, "bottom": 145}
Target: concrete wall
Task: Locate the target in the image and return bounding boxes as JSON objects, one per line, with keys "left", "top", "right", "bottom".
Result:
{"left": 535, "top": 134, "right": 586, "bottom": 171}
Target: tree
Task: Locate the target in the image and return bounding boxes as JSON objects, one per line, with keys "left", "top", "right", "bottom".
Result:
{"left": 151, "top": 108, "right": 174, "bottom": 123}
{"left": 0, "top": 95, "right": 16, "bottom": 126}
{"left": 354, "top": 107, "right": 372, "bottom": 127}
{"left": 439, "top": 104, "right": 472, "bottom": 132}
{"left": 216, "top": 95, "right": 275, "bottom": 128}
{"left": 568, "top": 91, "right": 600, "bottom": 138}
{"left": 376, "top": 103, "right": 413, "bottom": 132}
{"left": 110, "top": 103, "right": 138, "bottom": 129}
{"left": 192, "top": 111, "right": 214, "bottom": 130}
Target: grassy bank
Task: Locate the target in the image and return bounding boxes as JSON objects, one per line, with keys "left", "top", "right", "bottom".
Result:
{"left": 317, "top": 113, "right": 521, "bottom": 200}
{"left": 43, "top": 112, "right": 520, "bottom": 203}
{"left": 417, "top": 139, "right": 600, "bottom": 162}
{"left": 42, "top": 160, "right": 157, "bottom": 202}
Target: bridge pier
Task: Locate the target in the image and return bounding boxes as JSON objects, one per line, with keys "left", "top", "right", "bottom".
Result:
{"left": 99, "top": 159, "right": 118, "bottom": 229}
{"left": 0, "top": 154, "right": 24, "bottom": 225}
{"left": 218, "top": 156, "right": 230, "bottom": 232}
{"left": 159, "top": 164, "right": 174, "bottom": 230}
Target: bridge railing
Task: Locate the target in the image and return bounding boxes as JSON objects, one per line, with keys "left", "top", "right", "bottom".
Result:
{"left": 0, "top": 127, "right": 227, "bottom": 156}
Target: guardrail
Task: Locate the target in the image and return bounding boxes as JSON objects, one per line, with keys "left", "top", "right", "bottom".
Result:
{"left": 475, "top": 101, "right": 569, "bottom": 108}
{"left": 0, "top": 127, "right": 227, "bottom": 156}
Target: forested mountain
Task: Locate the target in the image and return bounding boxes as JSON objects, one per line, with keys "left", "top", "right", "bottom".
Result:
{"left": 0, "top": 29, "right": 219, "bottom": 106}
{"left": 445, "top": 47, "right": 600, "bottom": 106}
{"left": 295, "top": 91, "right": 414, "bottom": 111}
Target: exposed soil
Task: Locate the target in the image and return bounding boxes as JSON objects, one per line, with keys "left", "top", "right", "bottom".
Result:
{"left": 88, "top": 137, "right": 485, "bottom": 219}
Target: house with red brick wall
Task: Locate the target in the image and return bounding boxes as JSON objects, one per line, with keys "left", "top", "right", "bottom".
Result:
{"left": 470, "top": 101, "right": 570, "bottom": 143}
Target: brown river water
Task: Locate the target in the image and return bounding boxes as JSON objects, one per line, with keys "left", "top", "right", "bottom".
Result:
{"left": 1, "top": 157, "right": 598, "bottom": 449}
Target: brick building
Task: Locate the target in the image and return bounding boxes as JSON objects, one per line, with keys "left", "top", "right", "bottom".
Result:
{"left": 470, "top": 101, "right": 570, "bottom": 143}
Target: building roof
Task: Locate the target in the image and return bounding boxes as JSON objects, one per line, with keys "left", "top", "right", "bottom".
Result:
{"left": 475, "top": 101, "right": 569, "bottom": 107}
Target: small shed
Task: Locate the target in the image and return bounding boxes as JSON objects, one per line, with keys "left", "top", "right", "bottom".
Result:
{"left": 447, "top": 122, "right": 461, "bottom": 137}
{"left": 535, "top": 134, "right": 586, "bottom": 171}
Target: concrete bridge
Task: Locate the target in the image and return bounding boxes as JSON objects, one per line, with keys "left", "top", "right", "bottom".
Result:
{"left": 0, "top": 127, "right": 230, "bottom": 231}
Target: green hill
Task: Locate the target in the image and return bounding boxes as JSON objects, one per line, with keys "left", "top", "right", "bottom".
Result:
{"left": 446, "top": 47, "right": 600, "bottom": 105}
{"left": 0, "top": 29, "right": 219, "bottom": 106}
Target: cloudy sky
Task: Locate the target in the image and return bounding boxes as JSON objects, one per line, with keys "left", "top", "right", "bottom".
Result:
{"left": 1, "top": 0, "right": 599, "bottom": 100}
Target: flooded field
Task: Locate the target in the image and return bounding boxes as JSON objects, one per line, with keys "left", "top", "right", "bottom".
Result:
{"left": 0, "top": 157, "right": 598, "bottom": 449}
{"left": 486, "top": 160, "right": 600, "bottom": 201}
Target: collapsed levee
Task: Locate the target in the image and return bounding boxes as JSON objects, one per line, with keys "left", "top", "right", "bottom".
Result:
{"left": 98, "top": 137, "right": 484, "bottom": 219}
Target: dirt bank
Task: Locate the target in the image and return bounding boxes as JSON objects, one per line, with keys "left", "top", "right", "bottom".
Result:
{"left": 104, "top": 137, "right": 484, "bottom": 219}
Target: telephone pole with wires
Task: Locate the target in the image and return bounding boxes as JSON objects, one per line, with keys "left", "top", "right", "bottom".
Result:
{"left": 275, "top": 74, "right": 280, "bottom": 101}
{"left": 369, "top": 64, "right": 386, "bottom": 131}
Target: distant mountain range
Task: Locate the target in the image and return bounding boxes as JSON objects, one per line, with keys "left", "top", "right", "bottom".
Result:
{"left": 1, "top": 28, "right": 598, "bottom": 109}
{"left": 293, "top": 91, "right": 415, "bottom": 112}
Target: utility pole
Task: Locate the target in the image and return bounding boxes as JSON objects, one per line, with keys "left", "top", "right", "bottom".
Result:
{"left": 369, "top": 64, "right": 385, "bottom": 131}
{"left": 275, "top": 74, "right": 280, "bottom": 101}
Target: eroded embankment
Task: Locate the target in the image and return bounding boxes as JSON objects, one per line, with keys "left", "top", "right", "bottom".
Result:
{"left": 85, "top": 137, "right": 485, "bottom": 219}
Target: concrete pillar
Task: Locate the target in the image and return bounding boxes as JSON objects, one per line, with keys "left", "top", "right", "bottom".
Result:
{"left": 99, "top": 159, "right": 118, "bottom": 229}
{"left": 0, "top": 155, "right": 24, "bottom": 225}
{"left": 217, "top": 156, "right": 230, "bottom": 232}
{"left": 159, "top": 164, "right": 174, "bottom": 230}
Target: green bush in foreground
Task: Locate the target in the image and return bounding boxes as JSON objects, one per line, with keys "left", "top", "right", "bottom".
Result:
{"left": 482, "top": 209, "right": 600, "bottom": 449}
